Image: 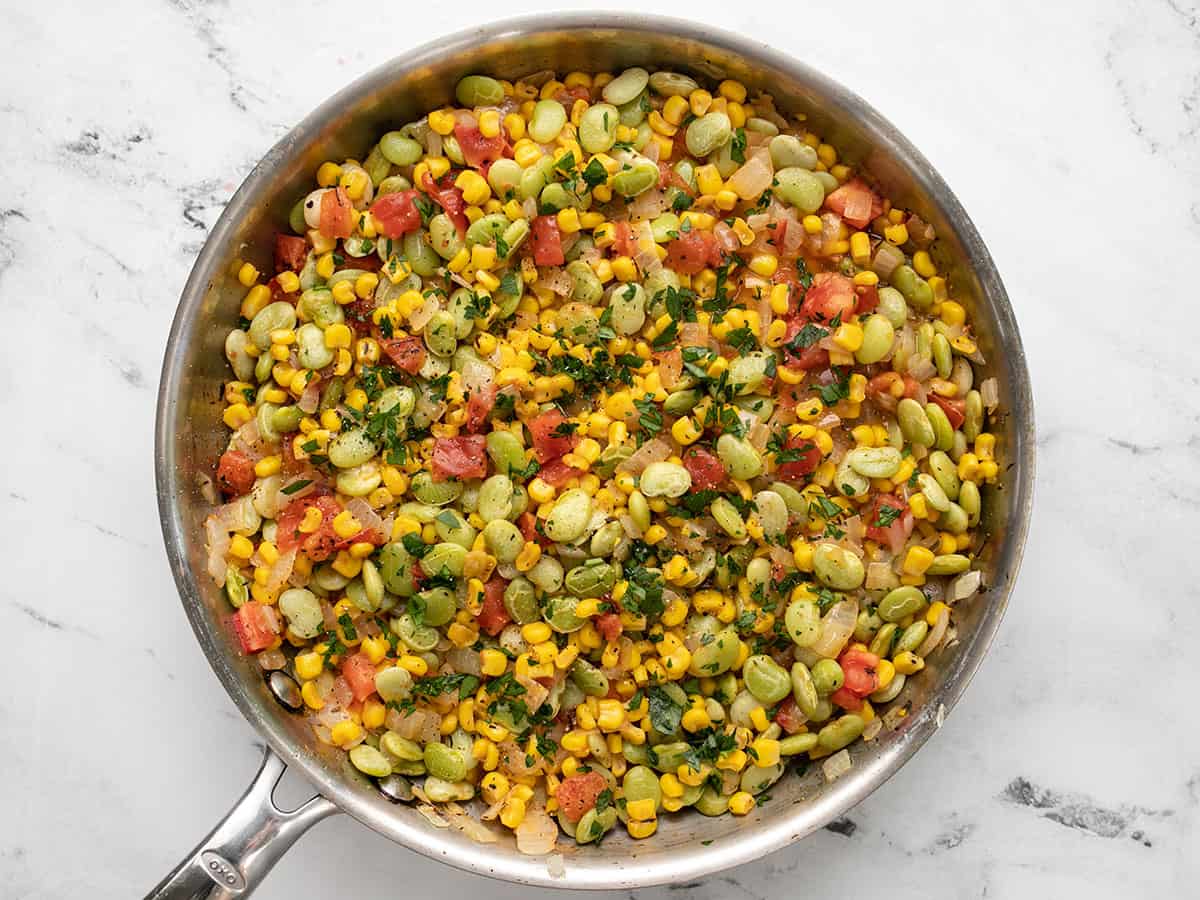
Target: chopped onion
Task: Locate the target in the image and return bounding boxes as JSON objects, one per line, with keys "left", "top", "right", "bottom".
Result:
{"left": 546, "top": 854, "right": 566, "bottom": 879}
{"left": 949, "top": 569, "right": 982, "bottom": 602}
{"left": 866, "top": 561, "right": 898, "bottom": 592}
{"left": 298, "top": 378, "right": 321, "bottom": 414}
{"left": 409, "top": 296, "right": 440, "bottom": 332}
{"left": 679, "top": 321, "right": 708, "bottom": 345}
{"left": 728, "top": 149, "right": 774, "bottom": 200}
{"left": 345, "top": 498, "right": 386, "bottom": 541}
{"left": 628, "top": 188, "right": 668, "bottom": 220}
{"left": 871, "top": 242, "right": 905, "bottom": 279}
{"left": 714, "top": 221, "right": 741, "bottom": 253}
{"left": 265, "top": 548, "right": 297, "bottom": 592}
{"left": 197, "top": 472, "right": 218, "bottom": 505}
{"left": 617, "top": 437, "right": 670, "bottom": 475}
{"left": 522, "top": 197, "right": 538, "bottom": 219}
{"left": 516, "top": 804, "right": 558, "bottom": 856}
{"left": 416, "top": 803, "right": 451, "bottom": 829}
{"left": 862, "top": 718, "right": 883, "bottom": 742}
{"left": 907, "top": 356, "right": 936, "bottom": 382}
{"left": 515, "top": 670, "right": 550, "bottom": 713}
{"left": 811, "top": 598, "right": 858, "bottom": 658}
{"left": 656, "top": 348, "right": 683, "bottom": 390}
{"left": 446, "top": 647, "right": 482, "bottom": 676}
{"left": 918, "top": 606, "right": 950, "bottom": 657}
{"left": 204, "top": 516, "right": 231, "bottom": 584}
{"left": 632, "top": 221, "right": 661, "bottom": 274}
{"left": 822, "top": 749, "right": 852, "bottom": 782}
{"left": 541, "top": 267, "right": 573, "bottom": 296}
{"left": 980, "top": 377, "right": 999, "bottom": 411}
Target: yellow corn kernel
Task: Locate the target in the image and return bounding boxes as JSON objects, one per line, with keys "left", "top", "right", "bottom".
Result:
{"left": 330, "top": 719, "right": 362, "bottom": 748}
{"left": 500, "top": 796, "right": 527, "bottom": 830}
{"left": 670, "top": 415, "right": 703, "bottom": 445}
{"left": 296, "top": 506, "right": 324, "bottom": 535}
{"left": 625, "top": 798, "right": 657, "bottom": 822}
{"left": 723, "top": 791, "right": 753, "bottom": 816}
{"left": 521, "top": 622, "right": 552, "bottom": 645}
{"left": 750, "top": 737, "right": 781, "bottom": 767}
{"left": 610, "top": 255, "right": 638, "bottom": 283}
{"left": 893, "top": 651, "right": 925, "bottom": 675}
{"left": 940, "top": 300, "right": 966, "bottom": 327}
{"left": 748, "top": 253, "right": 778, "bottom": 278}
{"left": 480, "top": 771, "right": 510, "bottom": 805}
{"left": 912, "top": 250, "right": 937, "bottom": 278}
{"left": 627, "top": 818, "right": 658, "bottom": 839}
{"left": 832, "top": 322, "right": 864, "bottom": 353}
{"left": 680, "top": 706, "right": 711, "bottom": 733}
{"left": 331, "top": 510, "right": 362, "bottom": 540}
{"left": 428, "top": 109, "right": 456, "bottom": 135}
{"left": 316, "top": 161, "right": 343, "bottom": 187}
{"left": 300, "top": 680, "right": 324, "bottom": 710}
{"left": 874, "top": 658, "right": 896, "bottom": 692}
{"left": 926, "top": 601, "right": 950, "bottom": 627}
{"left": 689, "top": 89, "right": 713, "bottom": 116}
{"left": 643, "top": 524, "right": 667, "bottom": 545}
{"left": 748, "top": 705, "right": 771, "bottom": 732}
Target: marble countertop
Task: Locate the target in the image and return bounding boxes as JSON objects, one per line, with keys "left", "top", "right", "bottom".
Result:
{"left": 2, "top": 0, "right": 1197, "bottom": 897}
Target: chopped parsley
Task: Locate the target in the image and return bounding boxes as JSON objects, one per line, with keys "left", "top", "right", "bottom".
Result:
{"left": 647, "top": 685, "right": 685, "bottom": 735}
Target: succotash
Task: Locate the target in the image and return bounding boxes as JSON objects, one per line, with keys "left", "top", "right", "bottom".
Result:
{"left": 207, "top": 67, "right": 999, "bottom": 851}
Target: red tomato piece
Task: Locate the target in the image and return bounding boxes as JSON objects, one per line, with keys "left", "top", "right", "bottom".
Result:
{"left": 839, "top": 649, "right": 881, "bottom": 697}
{"left": 464, "top": 383, "right": 498, "bottom": 434}
{"left": 665, "top": 230, "right": 723, "bottom": 275}
{"left": 518, "top": 512, "right": 538, "bottom": 543}
{"left": 318, "top": 187, "right": 354, "bottom": 239}
{"left": 863, "top": 493, "right": 909, "bottom": 543}
{"left": 657, "top": 161, "right": 695, "bottom": 193}
{"left": 799, "top": 272, "right": 857, "bottom": 323}
{"left": 774, "top": 432, "right": 822, "bottom": 481}
{"left": 216, "top": 450, "right": 256, "bottom": 496}
{"left": 528, "top": 408, "right": 579, "bottom": 463}
{"left": 930, "top": 393, "right": 966, "bottom": 429}
{"left": 453, "top": 123, "right": 509, "bottom": 168}
{"left": 274, "top": 234, "right": 309, "bottom": 272}
{"left": 420, "top": 172, "right": 468, "bottom": 236}
{"left": 380, "top": 336, "right": 426, "bottom": 374}
{"left": 539, "top": 458, "right": 584, "bottom": 487}
{"left": 595, "top": 612, "right": 623, "bottom": 644}
{"left": 823, "top": 178, "right": 883, "bottom": 229}
{"left": 854, "top": 283, "right": 880, "bottom": 315}
{"left": 682, "top": 446, "right": 727, "bottom": 490}
{"left": 276, "top": 494, "right": 342, "bottom": 561}
{"left": 370, "top": 189, "right": 423, "bottom": 239}
{"left": 531, "top": 215, "right": 566, "bottom": 266}
{"left": 773, "top": 696, "right": 806, "bottom": 734}
{"left": 230, "top": 602, "right": 279, "bottom": 654}
{"left": 268, "top": 275, "right": 297, "bottom": 303}
{"left": 431, "top": 435, "right": 488, "bottom": 482}
{"left": 611, "top": 221, "right": 638, "bottom": 257}
{"left": 556, "top": 771, "right": 608, "bottom": 823}
{"left": 781, "top": 318, "right": 831, "bottom": 370}
{"left": 830, "top": 686, "right": 864, "bottom": 712}
{"left": 478, "top": 576, "right": 512, "bottom": 637}
{"left": 341, "top": 652, "right": 378, "bottom": 702}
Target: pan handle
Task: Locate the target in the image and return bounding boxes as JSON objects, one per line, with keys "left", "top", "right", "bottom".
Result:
{"left": 145, "top": 745, "right": 339, "bottom": 899}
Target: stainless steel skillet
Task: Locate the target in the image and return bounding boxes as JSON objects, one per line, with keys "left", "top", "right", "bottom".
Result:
{"left": 151, "top": 13, "right": 1035, "bottom": 897}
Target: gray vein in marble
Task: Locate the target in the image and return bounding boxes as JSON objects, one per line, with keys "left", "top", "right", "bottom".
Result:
{"left": 1001, "top": 777, "right": 1170, "bottom": 841}
{"left": 71, "top": 514, "right": 150, "bottom": 550}
{"left": 166, "top": 0, "right": 258, "bottom": 112}
{"left": 81, "top": 320, "right": 148, "bottom": 389}
{"left": 926, "top": 821, "right": 975, "bottom": 854}
{"left": 11, "top": 602, "right": 96, "bottom": 639}
{"left": 0, "top": 207, "right": 26, "bottom": 287}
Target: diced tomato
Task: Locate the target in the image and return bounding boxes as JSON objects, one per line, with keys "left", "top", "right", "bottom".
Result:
{"left": 268, "top": 275, "right": 297, "bottom": 303}
{"left": 863, "top": 493, "right": 909, "bottom": 543}
{"left": 518, "top": 512, "right": 538, "bottom": 543}
{"left": 555, "top": 85, "right": 591, "bottom": 105}
{"left": 840, "top": 649, "right": 881, "bottom": 697}
{"left": 866, "top": 372, "right": 919, "bottom": 405}
{"left": 216, "top": 450, "right": 256, "bottom": 496}
{"left": 431, "top": 435, "right": 488, "bottom": 482}
{"left": 854, "top": 283, "right": 880, "bottom": 315}
{"left": 464, "top": 383, "right": 498, "bottom": 434}
{"left": 657, "top": 161, "right": 695, "bottom": 194}
{"left": 611, "top": 221, "right": 638, "bottom": 257}
{"left": 665, "top": 230, "right": 723, "bottom": 275}
{"left": 824, "top": 178, "right": 883, "bottom": 229}
{"left": 453, "top": 123, "right": 508, "bottom": 168}
{"left": 830, "top": 686, "right": 864, "bottom": 712}
{"left": 556, "top": 771, "right": 608, "bottom": 823}
{"left": 772, "top": 261, "right": 802, "bottom": 291}
{"left": 276, "top": 494, "right": 342, "bottom": 561}
{"left": 420, "top": 172, "right": 468, "bottom": 236}
{"left": 774, "top": 432, "right": 822, "bottom": 481}
{"left": 799, "top": 272, "right": 857, "bottom": 323}
{"left": 370, "top": 189, "right": 423, "bottom": 239}
{"left": 318, "top": 187, "right": 354, "bottom": 239}
{"left": 341, "top": 652, "right": 378, "bottom": 702}
{"left": 274, "top": 234, "right": 309, "bottom": 272}
{"left": 531, "top": 215, "right": 566, "bottom": 266}
{"left": 230, "top": 602, "right": 279, "bottom": 654}
{"left": 781, "top": 317, "right": 831, "bottom": 370}
{"left": 528, "top": 408, "right": 579, "bottom": 463}
{"left": 595, "top": 612, "right": 623, "bottom": 643}
{"left": 773, "top": 696, "right": 806, "bottom": 734}
{"left": 682, "top": 446, "right": 727, "bottom": 490}
{"left": 380, "top": 336, "right": 426, "bottom": 374}
{"left": 930, "top": 393, "right": 966, "bottom": 429}
{"left": 539, "top": 458, "right": 584, "bottom": 487}
{"left": 478, "top": 576, "right": 511, "bottom": 637}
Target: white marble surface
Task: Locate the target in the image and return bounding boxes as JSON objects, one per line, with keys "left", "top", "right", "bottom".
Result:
{"left": 1, "top": 0, "right": 1198, "bottom": 896}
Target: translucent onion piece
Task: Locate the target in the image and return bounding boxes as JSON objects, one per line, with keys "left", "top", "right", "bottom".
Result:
{"left": 950, "top": 569, "right": 982, "bottom": 602}
{"left": 811, "top": 598, "right": 858, "bottom": 658}
{"left": 822, "top": 749, "right": 852, "bottom": 782}
{"left": 918, "top": 607, "right": 950, "bottom": 657}
{"left": 204, "top": 516, "right": 231, "bottom": 584}
{"left": 515, "top": 804, "right": 558, "bottom": 856}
